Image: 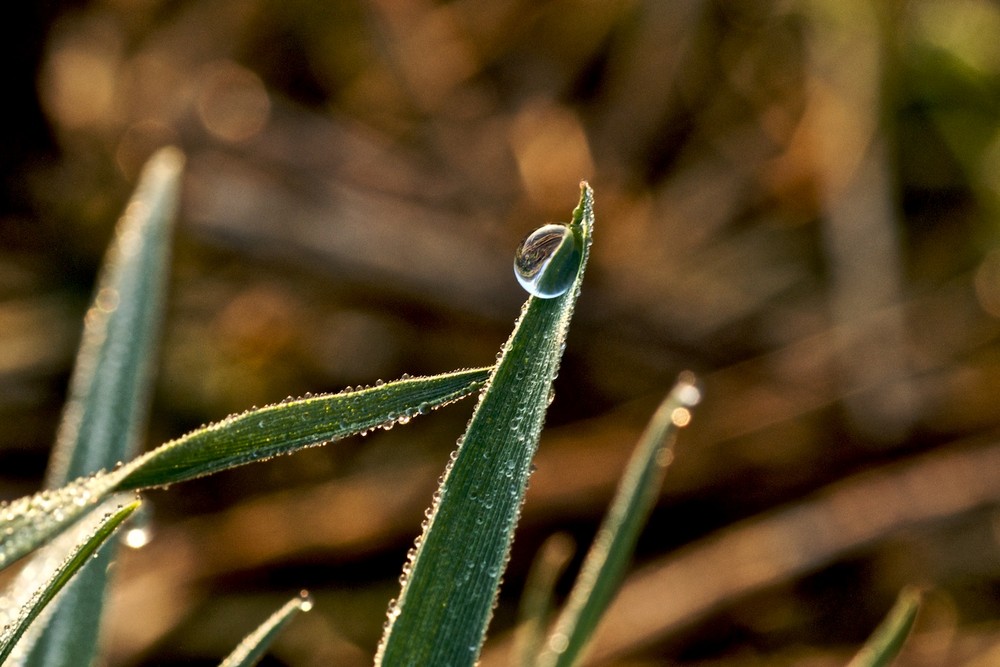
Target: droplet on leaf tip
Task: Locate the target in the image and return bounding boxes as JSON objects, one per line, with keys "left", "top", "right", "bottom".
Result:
{"left": 514, "top": 223, "right": 582, "bottom": 298}
{"left": 675, "top": 371, "right": 702, "bottom": 407}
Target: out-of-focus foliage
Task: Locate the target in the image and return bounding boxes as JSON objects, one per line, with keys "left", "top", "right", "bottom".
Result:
{"left": 1, "top": 0, "right": 999, "bottom": 664}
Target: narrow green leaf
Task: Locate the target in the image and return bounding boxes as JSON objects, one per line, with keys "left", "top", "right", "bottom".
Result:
{"left": 0, "top": 369, "right": 489, "bottom": 571}
{"left": 376, "top": 183, "right": 595, "bottom": 666}
{"left": 847, "top": 587, "right": 922, "bottom": 667}
{"left": 536, "top": 375, "right": 701, "bottom": 667}
{"left": 29, "top": 146, "right": 184, "bottom": 667}
{"left": 0, "top": 500, "right": 139, "bottom": 664}
{"left": 45, "top": 146, "right": 184, "bottom": 488}
{"left": 514, "top": 534, "right": 575, "bottom": 667}
{"left": 113, "top": 368, "right": 490, "bottom": 491}
{"left": 218, "top": 592, "right": 313, "bottom": 667}
{"left": 0, "top": 475, "right": 120, "bottom": 572}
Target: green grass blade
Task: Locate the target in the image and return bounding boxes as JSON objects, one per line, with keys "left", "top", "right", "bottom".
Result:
{"left": 847, "top": 587, "right": 922, "bottom": 667}
{"left": 0, "top": 475, "right": 120, "bottom": 572}
{"left": 375, "top": 183, "right": 595, "bottom": 667}
{"left": 536, "top": 375, "right": 701, "bottom": 667}
{"left": 45, "top": 147, "right": 184, "bottom": 488}
{"left": 0, "top": 369, "right": 489, "bottom": 571}
{"left": 0, "top": 500, "right": 139, "bottom": 664}
{"left": 514, "top": 534, "right": 575, "bottom": 667}
{"left": 113, "top": 368, "right": 490, "bottom": 490}
{"left": 28, "top": 146, "right": 183, "bottom": 667}
{"left": 218, "top": 592, "right": 313, "bottom": 667}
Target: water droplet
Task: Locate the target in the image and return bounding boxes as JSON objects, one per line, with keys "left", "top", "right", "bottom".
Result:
{"left": 670, "top": 407, "right": 692, "bottom": 427}
{"left": 675, "top": 371, "right": 702, "bottom": 406}
{"left": 549, "top": 632, "right": 570, "bottom": 654}
{"left": 124, "top": 526, "right": 151, "bottom": 549}
{"left": 514, "top": 223, "right": 582, "bottom": 298}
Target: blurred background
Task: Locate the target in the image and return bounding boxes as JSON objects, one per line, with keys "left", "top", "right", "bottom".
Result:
{"left": 2, "top": 0, "right": 1000, "bottom": 665}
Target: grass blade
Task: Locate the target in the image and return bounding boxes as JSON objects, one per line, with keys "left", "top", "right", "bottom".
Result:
{"left": 45, "top": 147, "right": 184, "bottom": 488}
{"left": 218, "top": 592, "right": 313, "bottom": 667}
{"left": 514, "top": 534, "right": 575, "bottom": 667}
{"left": 113, "top": 368, "right": 490, "bottom": 490}
{"left": 0, "top": 476, "right": 120, "bottom": 571}
{"left": 535, "top": 375, "right": 701, "bottom": 667}
{"left": 847, "top": 587, "right": 922, "bottom": 667}
{"left": 0, "top": 500, "right": 139, "bottom": 664}
{"left": 27, "top": 146, "right": 183, "bottom": 667}
{"left": 0, "top": 369, "right": 489, "bottom": 571}
{"left": 375, "top": 183, "right": 595, "bottom": 666}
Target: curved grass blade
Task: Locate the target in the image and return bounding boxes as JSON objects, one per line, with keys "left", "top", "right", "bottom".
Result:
{"left": 0, "top": 369, "right": 490, "bottom": 570}
{"left": 113, "top": 367, "right": 490, "bottom": 491}
{"left": 514, "top": 534, "right": 575, "bottom": 667}
{"left": 28, "top": 146, "right": 184, "bottom": 667}
{"left": 375, "top": 183, "right": 595, "bottom": 666}
{"left": 535, "top": 375, "right": 701, "bottom": 667}
{"left": 218, "top": 591, "right": 313, "bottom": 667}
{"left": 0, "top": 500, "right": 139, "bottom": 664}
{"left": 847, "top": 587, "right": 922, "bottom": 667}
{"left": 0, "top": 475, "right": 120, "bottom": 571}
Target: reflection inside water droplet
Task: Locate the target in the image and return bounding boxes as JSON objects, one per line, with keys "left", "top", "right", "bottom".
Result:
{"left": 514, "top": 223, "right": 582, "bottom": 298}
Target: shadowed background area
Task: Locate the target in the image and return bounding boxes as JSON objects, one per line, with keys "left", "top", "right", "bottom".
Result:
{"left": 2, "top": 0, "right": 1000, "bottom": 665}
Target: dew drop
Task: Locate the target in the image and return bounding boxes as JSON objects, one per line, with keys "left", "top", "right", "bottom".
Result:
{"left": 670, "top": 407, "right": 692, "bottom": 427}
{"left": 124, "top": 526, "right": 151, "bottom": 549}
{"left": 549, "top": 632, "right": 570, "bottom": 654}
{"left": 514, "top": 223, "right": 582, "bottom": 298}
{"left": 675, "top": 370, "right": 702, "bottom": 407}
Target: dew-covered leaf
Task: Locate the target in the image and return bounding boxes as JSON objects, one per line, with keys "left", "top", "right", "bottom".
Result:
{"left": 113, "top": 368, "right": 490, "bottom": 491}
{"left": 535, "top": 375, "right": 701, "bottom": 667}
{"left": 0, "top": 369, "right": 489, "bottom": 571}
{"left": 0, "top": 475, "right": 120, "bottom": 572}
{"left": 0, "top": 500, "right": 139, "bottom": 664}
{"left": 847, "top": 587, "right": 922, "bottom": 667}
{"left": 218, "top": 592, "right": 313, "bottom": 667}
{"left": 375, "top": 183, "right": 595, "bottom": 666}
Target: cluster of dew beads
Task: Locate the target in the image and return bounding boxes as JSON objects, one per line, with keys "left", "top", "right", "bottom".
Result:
{"left": 514, "top": 223, "right": 583, "bottom": 298}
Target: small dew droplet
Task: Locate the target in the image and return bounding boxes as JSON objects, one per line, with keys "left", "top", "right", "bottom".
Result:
{"left": 124, "top": 526, "right": 151, "bottom": 549}
{"left": 670, "top": 407, "right": 692, "bottom": 427}
{"left": 514, "top": 223, "right": 582, "bottom": 298}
